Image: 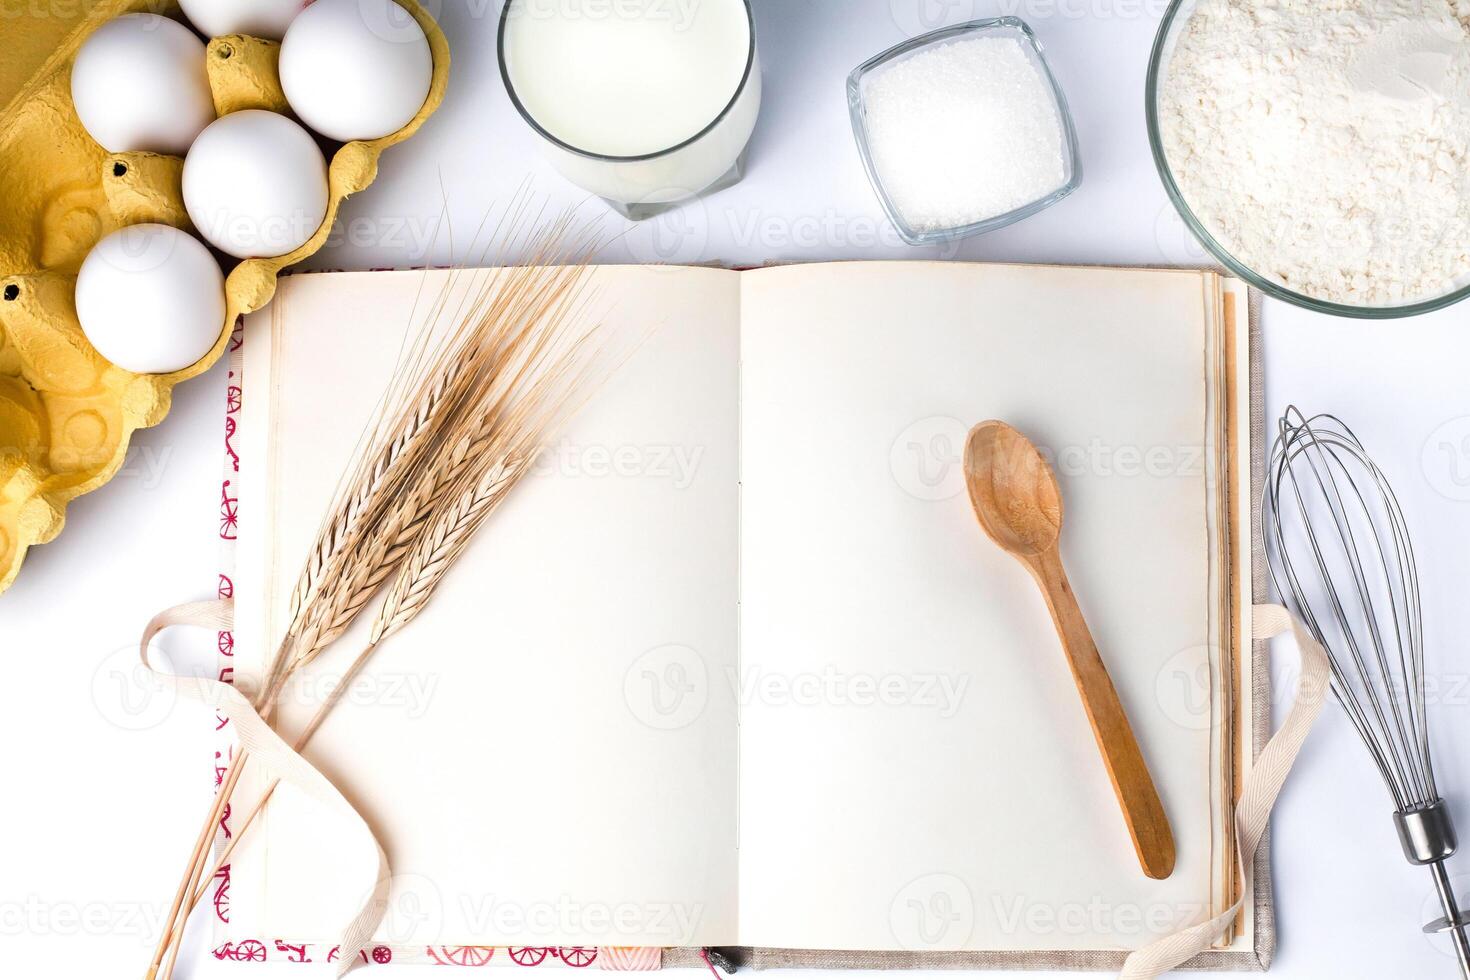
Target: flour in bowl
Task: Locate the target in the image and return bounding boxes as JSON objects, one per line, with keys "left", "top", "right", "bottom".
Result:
{"left": 1158, "top": 0, "right": 1470, "bottom": 307}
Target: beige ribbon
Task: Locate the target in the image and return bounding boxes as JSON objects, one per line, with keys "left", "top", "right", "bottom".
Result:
{"left": 1118, "top": 603, "right": 1333, "bottom": 979}
{"left": 141, "top": 599, "right": 390, "bottom": 977}
{"left": 141, "top": 598, "right": 1325, "bottom": 976}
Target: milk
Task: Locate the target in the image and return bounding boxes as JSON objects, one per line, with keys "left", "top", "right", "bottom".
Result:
{"left": 500, "top": 0, "right": 760, "bottom": 217}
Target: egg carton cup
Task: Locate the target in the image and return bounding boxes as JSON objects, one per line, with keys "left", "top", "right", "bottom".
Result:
{"left": 0, "top": 0, "right": 448, "bottom": 595}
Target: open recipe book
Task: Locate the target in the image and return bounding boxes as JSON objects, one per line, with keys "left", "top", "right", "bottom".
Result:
{"left": 223, "top": 261, "right": 1257, "bottom": 966}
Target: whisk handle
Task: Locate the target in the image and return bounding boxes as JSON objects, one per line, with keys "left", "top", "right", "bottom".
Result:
{"left": 1425, "top": 861, "right": 1470, "bottom": 980}
{"left": 1025, "top": 546, "right": 1177, "bottom": 880}
{"left": 1402, "top": 802, "right": 1470, "bottom": 979}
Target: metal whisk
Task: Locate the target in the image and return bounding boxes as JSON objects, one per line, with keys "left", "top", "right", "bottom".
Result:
{"left": 1264, "top": 407, "right": 1470, "bottom": 977}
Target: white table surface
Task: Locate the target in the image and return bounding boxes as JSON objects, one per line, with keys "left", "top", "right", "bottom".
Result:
{"left": 3, "top": 1, "right": 1469, "bottom": 977}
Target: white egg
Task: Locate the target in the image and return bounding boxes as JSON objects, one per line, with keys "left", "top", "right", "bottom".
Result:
{"left": 183, "top": 110, "right": 330, "bottom": 259}
{"left": 70, "top": 14, "right": 216, "bottom": 155}
{"left": 178, "top": 0, "right": 307, "bottom": 40}
{"left": 75, "top": 224, "right": 226, "bottom": 375}
{"left": 280, "top": 0, "right": 433, "bottom": 142}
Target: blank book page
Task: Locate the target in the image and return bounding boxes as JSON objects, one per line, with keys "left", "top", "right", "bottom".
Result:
{"left": 234, "top": 265, "right": 742, "bottom": 949}
{"left": 736, "top": 262, "right": 1218, "bottom": 951}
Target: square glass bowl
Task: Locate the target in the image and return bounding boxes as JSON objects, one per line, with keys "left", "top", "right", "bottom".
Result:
{"left": 847, "top": 17, "right": 1082, "bottom": 246}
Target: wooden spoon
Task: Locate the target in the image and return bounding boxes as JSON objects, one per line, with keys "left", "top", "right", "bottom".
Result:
{"left": 964, "top": 419, "right": 1176, "bottom": 880}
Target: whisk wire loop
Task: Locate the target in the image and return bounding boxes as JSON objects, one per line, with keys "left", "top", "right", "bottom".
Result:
{"left": 1265, "top": 409, "right": 1435, "bottom": 807}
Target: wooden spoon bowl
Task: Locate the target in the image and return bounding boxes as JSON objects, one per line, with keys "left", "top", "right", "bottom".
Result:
{"left": 963, "top": 419, "right": 1063, "bottom": 556}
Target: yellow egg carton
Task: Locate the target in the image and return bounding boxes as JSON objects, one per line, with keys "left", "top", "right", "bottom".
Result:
{"left": 0, "top": 0, "right": 448, "bottom": 594}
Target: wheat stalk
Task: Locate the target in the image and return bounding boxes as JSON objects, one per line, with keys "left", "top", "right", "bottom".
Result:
{"left": 148, "top": 212, "right": 607, "bottom": 980}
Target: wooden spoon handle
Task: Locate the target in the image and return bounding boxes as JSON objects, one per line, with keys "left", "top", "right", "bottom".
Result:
{"left": 1027, "top": 546, "right": 1177, "bottom": 880}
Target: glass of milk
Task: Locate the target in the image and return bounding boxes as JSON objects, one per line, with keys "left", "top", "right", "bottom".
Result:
{"left": 499, "top": 0, "right": 760, "bottom": 220}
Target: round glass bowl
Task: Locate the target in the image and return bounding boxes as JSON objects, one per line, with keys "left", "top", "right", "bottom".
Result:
{"left": 1146, "top": 0, "right": 1470, "bottom": 318}
{"left": 848, "top": 17, "right": 1082, "bottom": 246}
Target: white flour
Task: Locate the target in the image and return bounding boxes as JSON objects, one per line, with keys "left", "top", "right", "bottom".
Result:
{"left": 1160, "top": 0, "right": 1470, "bottom": 306}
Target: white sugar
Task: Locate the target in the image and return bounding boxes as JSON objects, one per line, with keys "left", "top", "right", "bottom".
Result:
{"left": 862, "top": 36, "right": 1067, "bottom": 232}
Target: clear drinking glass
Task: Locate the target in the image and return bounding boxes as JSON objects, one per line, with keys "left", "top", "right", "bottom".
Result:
{"left": 499, "top": 0, "right": 760, "bottom": 221}
{"left": 847, "top": 17, "right": 1082, "bottom": 246}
